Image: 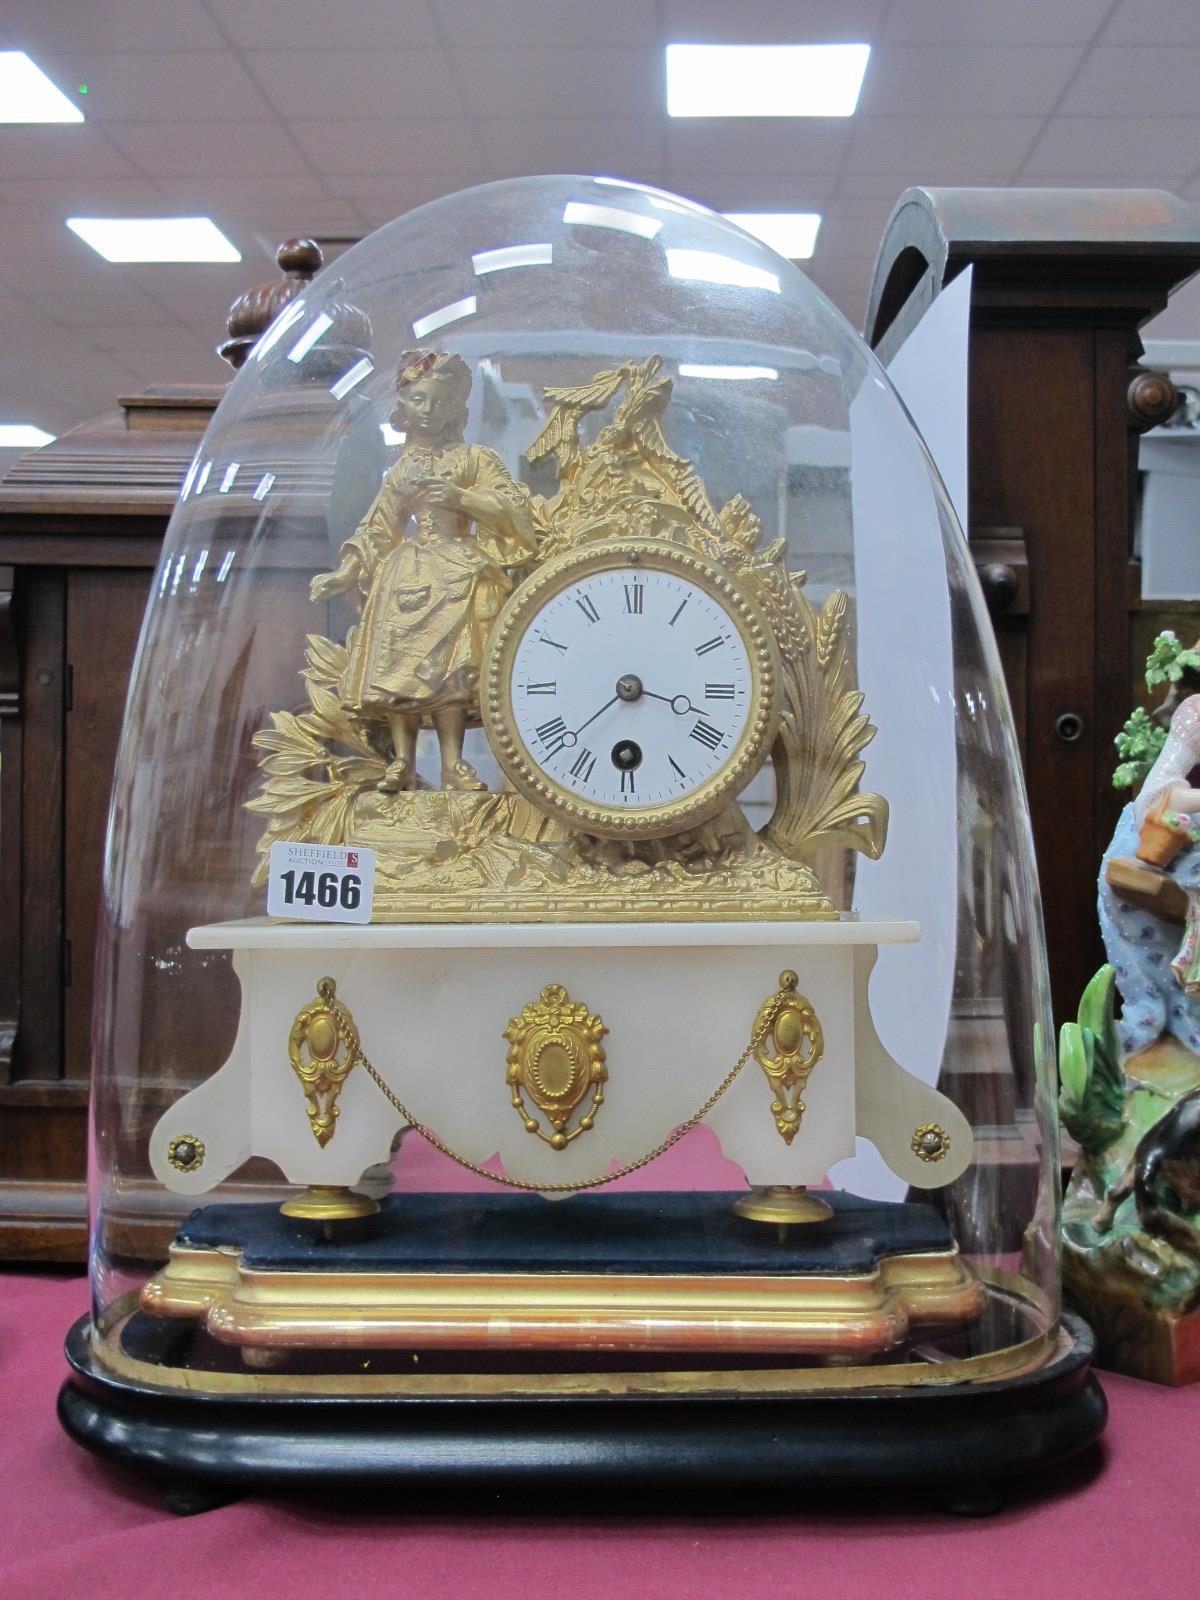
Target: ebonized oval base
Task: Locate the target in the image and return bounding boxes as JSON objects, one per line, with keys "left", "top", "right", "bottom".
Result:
{"left": 59, "top": 1311, "right": 1106, "bottom": 1506}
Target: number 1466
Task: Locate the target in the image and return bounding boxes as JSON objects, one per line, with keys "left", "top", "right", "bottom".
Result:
{"left": 278, "top": 868, "right": 361, "bottom": 912}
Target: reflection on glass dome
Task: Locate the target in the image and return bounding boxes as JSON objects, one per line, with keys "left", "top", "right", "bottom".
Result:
{"left": 76, "top": 177, "right": 1067, "bottom": 1446}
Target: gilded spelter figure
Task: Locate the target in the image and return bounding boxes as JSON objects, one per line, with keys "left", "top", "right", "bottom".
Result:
{"left": 256, "top": 352, "right": 886, "bottom": 918}
{"left": 310, "top": 349, "right": 536, "bottom": 793}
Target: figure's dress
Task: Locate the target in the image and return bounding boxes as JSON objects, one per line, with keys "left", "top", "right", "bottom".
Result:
{"left": 1100, "top": 696, "right": 1200, "bottom": 1055}
{"left": 339, "top": 442, "right": 534, "bottom": 717}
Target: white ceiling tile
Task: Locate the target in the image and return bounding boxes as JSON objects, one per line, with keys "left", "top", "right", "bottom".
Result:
{"left": 664, "top": 172, "right": 838, "bottom": 209}
{"left": 478, "top": 118, "right": 663, "bottom": 178}
{"left": 103, "top": 120, "right": 310, "bottom": 178}
{"left": 1105, "top": 1, "right": 1200, "bottom": 45}
{"left": 1060, "top": 47, "right": 1200, "bottom": 114}
{"left": 0, "top": 176, "right": 171, "bottom": 211}
{"left": 12, "top": 0, "right": 226, "bottom": 50}
{"left": 30, "top": 50, "right": 270, "bottom": 120}
{"left": 49, "top": 289, "right": 183, "bottom": 327}
{"left": 1019, "top": 174, "right": 1179, "bottom": 190}
{"left": 660, "top": 0, "right": 886, "bottom": 44}
{"left": 450, "top": 48, "right": 662, "bottom": 118}
{"left": 204, "top": 0, "right": 441, "bottom": 50}
{"left": 1, "top": 324, "right": 97, "bottom": 369}
{"left": 665, "top": 121, "right": 850, "bottom": 177}
{"left": 813, "top": 217, "right": 893, "bottom": 257}
{"left": 0, "top": 369, "right": 104, "bottom": 413}
{"left": 0, "top": 285, "right": 52, "bottom": 320}
{"left": 823, "top": 198, "right": 905, "bottom": 223}
{"left": 858, "top": 46, "right": 1084, "bottom": 116}
{"left": 884, "top": 0, "right": 1114, "bottom": 44}
{"left": 835, "top": 175, "right": 922, "bottom": 202}
{"left": 287, "top": 119, "right": 482, "bottom": 175}
{"left": 113, "top": 263, "right": 256, "bottom": 321}
{"left": 150, "top": 175, "right": 336, "bottom": 210}
{"left": 436, "top": 0, "right": 659, "bottom": 45}
{"left": 11, "top": 340, "right": 144, "bottom": 397}
{"left": 248, "top": 50, "right": 463, "bottom": 120}
{"left": 0, "top": 127, "right": 136, "bottom": 177}
{"left": 1021, "top": 118, "right": 1200, "bottom": 182}
{"left": 847, "top": 117, "right": 1040, "bottom": 179}
{"left": 246, "top": 209, "right": 366, "bottom": 243}
{"left": 337, "top": 176, "right": 482, "bottom": 213}
{"left": 1, "top": 210, "right": 91, "bottom": 255}
{"left": 83, "top": 322, "right": 212, "bottom": 356}
{"left": 0, "top": 253, "right": 121, "bottom": 298}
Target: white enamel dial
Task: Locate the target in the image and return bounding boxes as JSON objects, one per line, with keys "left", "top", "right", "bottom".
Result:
{"left": 482, "top": 542, "right": 779, "bottom": 840}
{"left": 510, "top": 567, "right": 751, "bottom": 808}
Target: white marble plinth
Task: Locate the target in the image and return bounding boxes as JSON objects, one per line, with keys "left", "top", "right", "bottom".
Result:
{"left": 149, "top": 917, "right": 971, "bottom": 1199}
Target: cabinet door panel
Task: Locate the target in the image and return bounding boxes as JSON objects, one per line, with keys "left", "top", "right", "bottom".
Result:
{"left": 9, "top": 569, "right": 65, "bottom": 1086}
{"left": 64, "top": 568, "right": 152, "bottom": 1080}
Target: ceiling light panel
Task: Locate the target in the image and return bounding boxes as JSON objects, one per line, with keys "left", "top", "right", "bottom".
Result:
{"left": 0, "top": 425, "right": 56, "bottom": 448}
{"left": 666, "top": 43, "right": 870, "bottom": 118}
{"left": 724, "top": 213, "right": 822, "bottom": 259}
{"left": 0, "top": 52, "right": 84, "bottom": 123}
{"left": 66, "top": 217, "right": 241, "bottom": 263}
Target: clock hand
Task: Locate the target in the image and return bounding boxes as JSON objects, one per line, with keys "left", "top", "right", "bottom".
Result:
{"left": 642, "top": 689, "right": 696, "bottom": 715}
{"left": 573, "top": 693, "right": 620, "bottom": 737}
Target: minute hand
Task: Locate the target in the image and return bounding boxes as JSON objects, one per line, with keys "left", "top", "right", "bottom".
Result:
{"left": 573, "top": 694, "right": 619, "bottom": 737}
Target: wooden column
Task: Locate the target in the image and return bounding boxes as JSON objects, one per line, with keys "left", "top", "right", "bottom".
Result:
{"left": 866, "top": 187, "right": 1200, "bottom": 1024}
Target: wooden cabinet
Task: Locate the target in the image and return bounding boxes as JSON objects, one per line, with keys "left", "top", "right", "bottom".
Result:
{"left": 866, "top": 187, "right": 1200, "bottom": 1025}
{"left": 0, "top": 389, "right": 218, "bottom": 1258}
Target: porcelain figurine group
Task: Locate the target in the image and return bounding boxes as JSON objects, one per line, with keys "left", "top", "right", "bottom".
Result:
{"left": 1062, "top": 633, "right": 1200, "bottom": 1383}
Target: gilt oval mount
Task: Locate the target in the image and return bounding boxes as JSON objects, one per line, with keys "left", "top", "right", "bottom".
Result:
{"left": 504, "top": 983, "right": 608, "bottom": 1151}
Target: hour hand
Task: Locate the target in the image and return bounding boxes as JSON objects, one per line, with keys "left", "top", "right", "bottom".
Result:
{"left": 642, "top": 689, "right": 696, "bottom": 715}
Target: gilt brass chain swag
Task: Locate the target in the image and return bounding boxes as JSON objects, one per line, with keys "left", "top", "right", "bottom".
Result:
{"left": 357, "top": 982, "right": 796, "bottom": 1194}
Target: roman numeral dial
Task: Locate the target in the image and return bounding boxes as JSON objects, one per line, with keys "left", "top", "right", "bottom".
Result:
{"left": 485, "top": 544, "right": 778, "bottom": 841}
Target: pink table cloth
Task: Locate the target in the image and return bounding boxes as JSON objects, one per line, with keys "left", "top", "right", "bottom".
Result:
{"left": 2, "top": 1269, "right": 1197, "bottom": 1600}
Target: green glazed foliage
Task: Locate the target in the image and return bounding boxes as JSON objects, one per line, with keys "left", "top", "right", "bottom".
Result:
{"left": 1144, "top": 631, "right": 1200, "bottom": 688}
{"left": 1112, "top": 631, "right": 1200, "bottom": 791}
{"left": 1058, "top": 965, "right": 1125, "bottom": 1154}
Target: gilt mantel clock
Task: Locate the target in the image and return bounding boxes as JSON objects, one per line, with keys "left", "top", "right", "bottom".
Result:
{"left": 57, "top": 176, "right": 1103, "bottom": 1508}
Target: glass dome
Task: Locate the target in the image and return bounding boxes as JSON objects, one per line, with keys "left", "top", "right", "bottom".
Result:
{"left": 84, "top": 175, "right": 1058, "bottom": 1401}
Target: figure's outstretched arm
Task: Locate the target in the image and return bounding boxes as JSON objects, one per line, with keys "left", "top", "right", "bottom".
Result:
{"left": 311, "top": 472, "right": 410, "bottom": 602}
{"left": 310, "top": 551, "right": 362, "bottom": 603}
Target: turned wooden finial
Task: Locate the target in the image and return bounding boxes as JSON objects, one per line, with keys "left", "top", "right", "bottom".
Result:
{"left": 218, "top": 237, "right": 323, "bottom": 370}
{"left": 1127, "top": 368, "right": 1179, "bottom": 432}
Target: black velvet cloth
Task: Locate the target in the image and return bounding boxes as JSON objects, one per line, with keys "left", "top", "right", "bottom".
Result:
{"left": 177, "top": 1190, "right": 953, "bottom": 1276}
